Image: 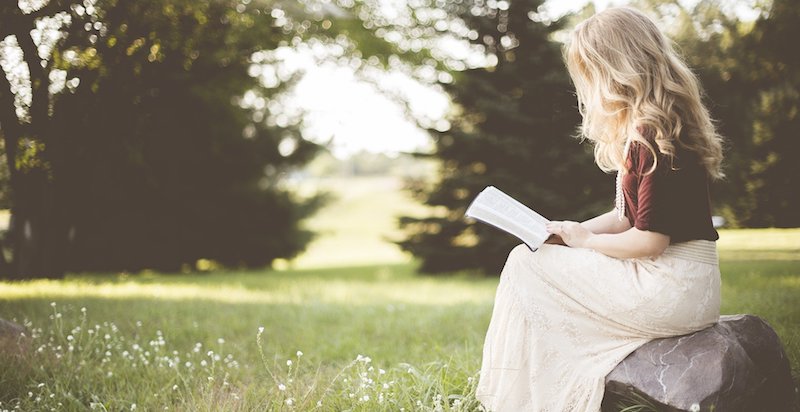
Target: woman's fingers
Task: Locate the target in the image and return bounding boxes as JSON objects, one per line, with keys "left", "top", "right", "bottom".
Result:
{"left": 546, "top": 221, "right": 577, "bottom": 234}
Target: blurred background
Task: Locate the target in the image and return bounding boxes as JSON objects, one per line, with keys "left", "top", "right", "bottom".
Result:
{"left": 0, "top": 0, "right": 797, "bottom": 279}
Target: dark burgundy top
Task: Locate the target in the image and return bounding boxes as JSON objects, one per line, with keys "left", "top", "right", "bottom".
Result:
{"left": 621, "top": 138, "right": 719, "bottom": 242}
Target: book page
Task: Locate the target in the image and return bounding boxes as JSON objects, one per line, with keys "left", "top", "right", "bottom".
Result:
{"left": 464, "top": 186, "right": 550, "bottom": 250}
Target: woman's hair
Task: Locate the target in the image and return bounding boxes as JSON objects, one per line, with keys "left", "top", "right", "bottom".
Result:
{"left": 564, "top": 6, "right": 724, "bottom": 179}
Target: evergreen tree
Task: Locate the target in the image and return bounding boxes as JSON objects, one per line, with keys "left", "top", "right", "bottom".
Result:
{"left": 736, "top": 0, "right": 800, "bottom": 227}
{"left": 398, "top": 0, "right": 611, "bottom": 274}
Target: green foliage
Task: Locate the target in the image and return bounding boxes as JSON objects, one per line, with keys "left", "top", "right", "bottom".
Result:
{"left": 9, "top": 0, "right": 328, "bottom": 273}
{"left": 398, "top": 0, "right": 611, "bottom": 274}
{"left": 639, "top": 0, "right": 800, "bottom": 227}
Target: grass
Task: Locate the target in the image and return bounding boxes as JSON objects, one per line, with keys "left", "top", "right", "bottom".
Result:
{"left": 0, "top": 174, "right": 798, "bottom": 411}
{"left": 0, "top": 263, "right": 494, "bottom": 411}
{"left": 1, "top": 229, "right": 798, "bottom": 411}
{"left": 286, "top": 176, "right": 434, "bottom": 269}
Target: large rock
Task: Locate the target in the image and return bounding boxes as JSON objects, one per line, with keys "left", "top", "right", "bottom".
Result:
{"left": 0, "top": 317, "right": 30, "bottom": 356}
{"left": 603, "top": 314, "right": 798, "bottom": 412}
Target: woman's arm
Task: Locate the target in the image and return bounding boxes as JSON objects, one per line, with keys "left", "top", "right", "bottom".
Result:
{"left": 580, "top": 208, "right": 632, "bottom": 234}
{"left": 546, "top": 221, "right": 670, "bottom": 259}
{"left": 544, "top": 208, "right": 631, "bottom": 245}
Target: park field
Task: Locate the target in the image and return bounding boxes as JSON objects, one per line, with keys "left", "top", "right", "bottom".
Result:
{"left": 1, "top": 228, "right": 798, "bottom": 411}
{"left": 0, "top": 176, "right": 798, "bottom": 411}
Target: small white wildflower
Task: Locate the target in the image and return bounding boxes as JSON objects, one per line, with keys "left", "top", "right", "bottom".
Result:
{"left": 50, "top": 302, "right": 56, "bottom": 307}
{"left": 361, "top": 395, "right": 370, "bottom": 402}
{"left": 286, "top": 359, "right": 292, "bottom": 366}
{"left": 689, "top": 404, "right": 700, "bottom": 412}
{"left": 131, "top": 404, "right": 137, "bottom": 411}
{"left": 316, "top": 400, "right": 322, "bottom": 407}
{"left": 285, "top": 398, "right": 293, "bottom": 406}
{"left": 172, "top": 385, "right": 178, "bottom": 391}
{"left": 258, "top": 326, "right": 265, "bottom": 333}
{"left": 277, "top": 383, "right": 286, "bottom": 391}
{"left": 217, "top": 338, "right": 225, "bottom": 344}
{"left": 37, "top": 383, "right": 44, "bottom": 388}
{"left": 379, "top": 368, "right": 385, "bottom": 375}
{"left": 81, "top": 307, "right": 87, "bottom": 313}
{"left": 296, "top": 350, "right": 303, "bottom": 357}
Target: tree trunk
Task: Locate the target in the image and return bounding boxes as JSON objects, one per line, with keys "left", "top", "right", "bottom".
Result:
{"left": 0, "top": 3, "right": 72, "bottom": 280}
{"left": 2, "top": 170, "right": 67, "bottom": 280}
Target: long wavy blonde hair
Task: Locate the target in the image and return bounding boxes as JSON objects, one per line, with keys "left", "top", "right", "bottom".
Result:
{"left": 564, "top": 6, "right": 724, "bottom": 179}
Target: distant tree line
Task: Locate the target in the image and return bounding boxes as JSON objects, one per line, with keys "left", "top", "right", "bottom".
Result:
{"left": 2, "top": 0, "right": 796, "bottom": 278}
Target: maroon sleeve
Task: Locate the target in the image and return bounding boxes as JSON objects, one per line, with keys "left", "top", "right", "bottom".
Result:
{"left": 631, "top": 143, "right": 675, "bottom": 235}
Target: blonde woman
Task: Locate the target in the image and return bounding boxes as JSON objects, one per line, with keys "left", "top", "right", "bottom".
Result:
{"left": 476, "top": 6, "right": 725, "bottom": 411}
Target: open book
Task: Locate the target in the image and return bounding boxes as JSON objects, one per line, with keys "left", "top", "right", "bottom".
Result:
{"left": 464, "top": 186, "right": 550, "bottom": 251}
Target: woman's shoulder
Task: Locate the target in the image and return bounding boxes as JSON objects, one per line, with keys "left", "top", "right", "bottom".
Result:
{"left": 630, "top": 126, "right": 701, "bottom": 174}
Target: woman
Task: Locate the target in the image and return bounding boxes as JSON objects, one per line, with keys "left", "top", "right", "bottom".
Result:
{"left": 475, "top": 6, "right": 725, "bottom": 411}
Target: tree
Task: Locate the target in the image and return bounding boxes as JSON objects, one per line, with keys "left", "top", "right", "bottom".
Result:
{"left": 735, "top": 0, "right": 800, "bottom": 227}
{"left": 0, "top": 0, "right": 393, "bottom": 277}
{"left": 398, "top": 0, "right": 611, "bottom": 274}
{"left": 639, "top": 0, "right": 800, "bottom": 227}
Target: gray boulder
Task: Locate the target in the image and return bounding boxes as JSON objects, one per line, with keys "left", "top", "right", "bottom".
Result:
{"left": 0, "top": 317, "right": 30, "bottom": 356}
{"left": 603, "top": 314, "right": 798, "bottom": 412}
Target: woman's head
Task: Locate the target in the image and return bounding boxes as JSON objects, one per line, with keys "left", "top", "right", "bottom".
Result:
{"left": 564, "top": 6, "right": 724, "bottom": 179}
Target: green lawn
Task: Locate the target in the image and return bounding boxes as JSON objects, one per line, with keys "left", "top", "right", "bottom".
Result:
{"left": 1, "top": 175, "right": 798, "bottom": 411}
{"left": 1, "top": 228, "right": 798, "bottom": 411}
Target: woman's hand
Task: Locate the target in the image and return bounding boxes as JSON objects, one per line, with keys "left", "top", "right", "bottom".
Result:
{"left": 546, "top": 221, "right": 594, "bottom": 249}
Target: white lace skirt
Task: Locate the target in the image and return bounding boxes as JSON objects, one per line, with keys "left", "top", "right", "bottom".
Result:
{"left": 476, "top": 241, "right": 721, "bottom": 412}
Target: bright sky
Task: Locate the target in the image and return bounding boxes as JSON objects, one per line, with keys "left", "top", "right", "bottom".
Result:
{"left": 277, "top": 0, "right": 762, "bottom": 158}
